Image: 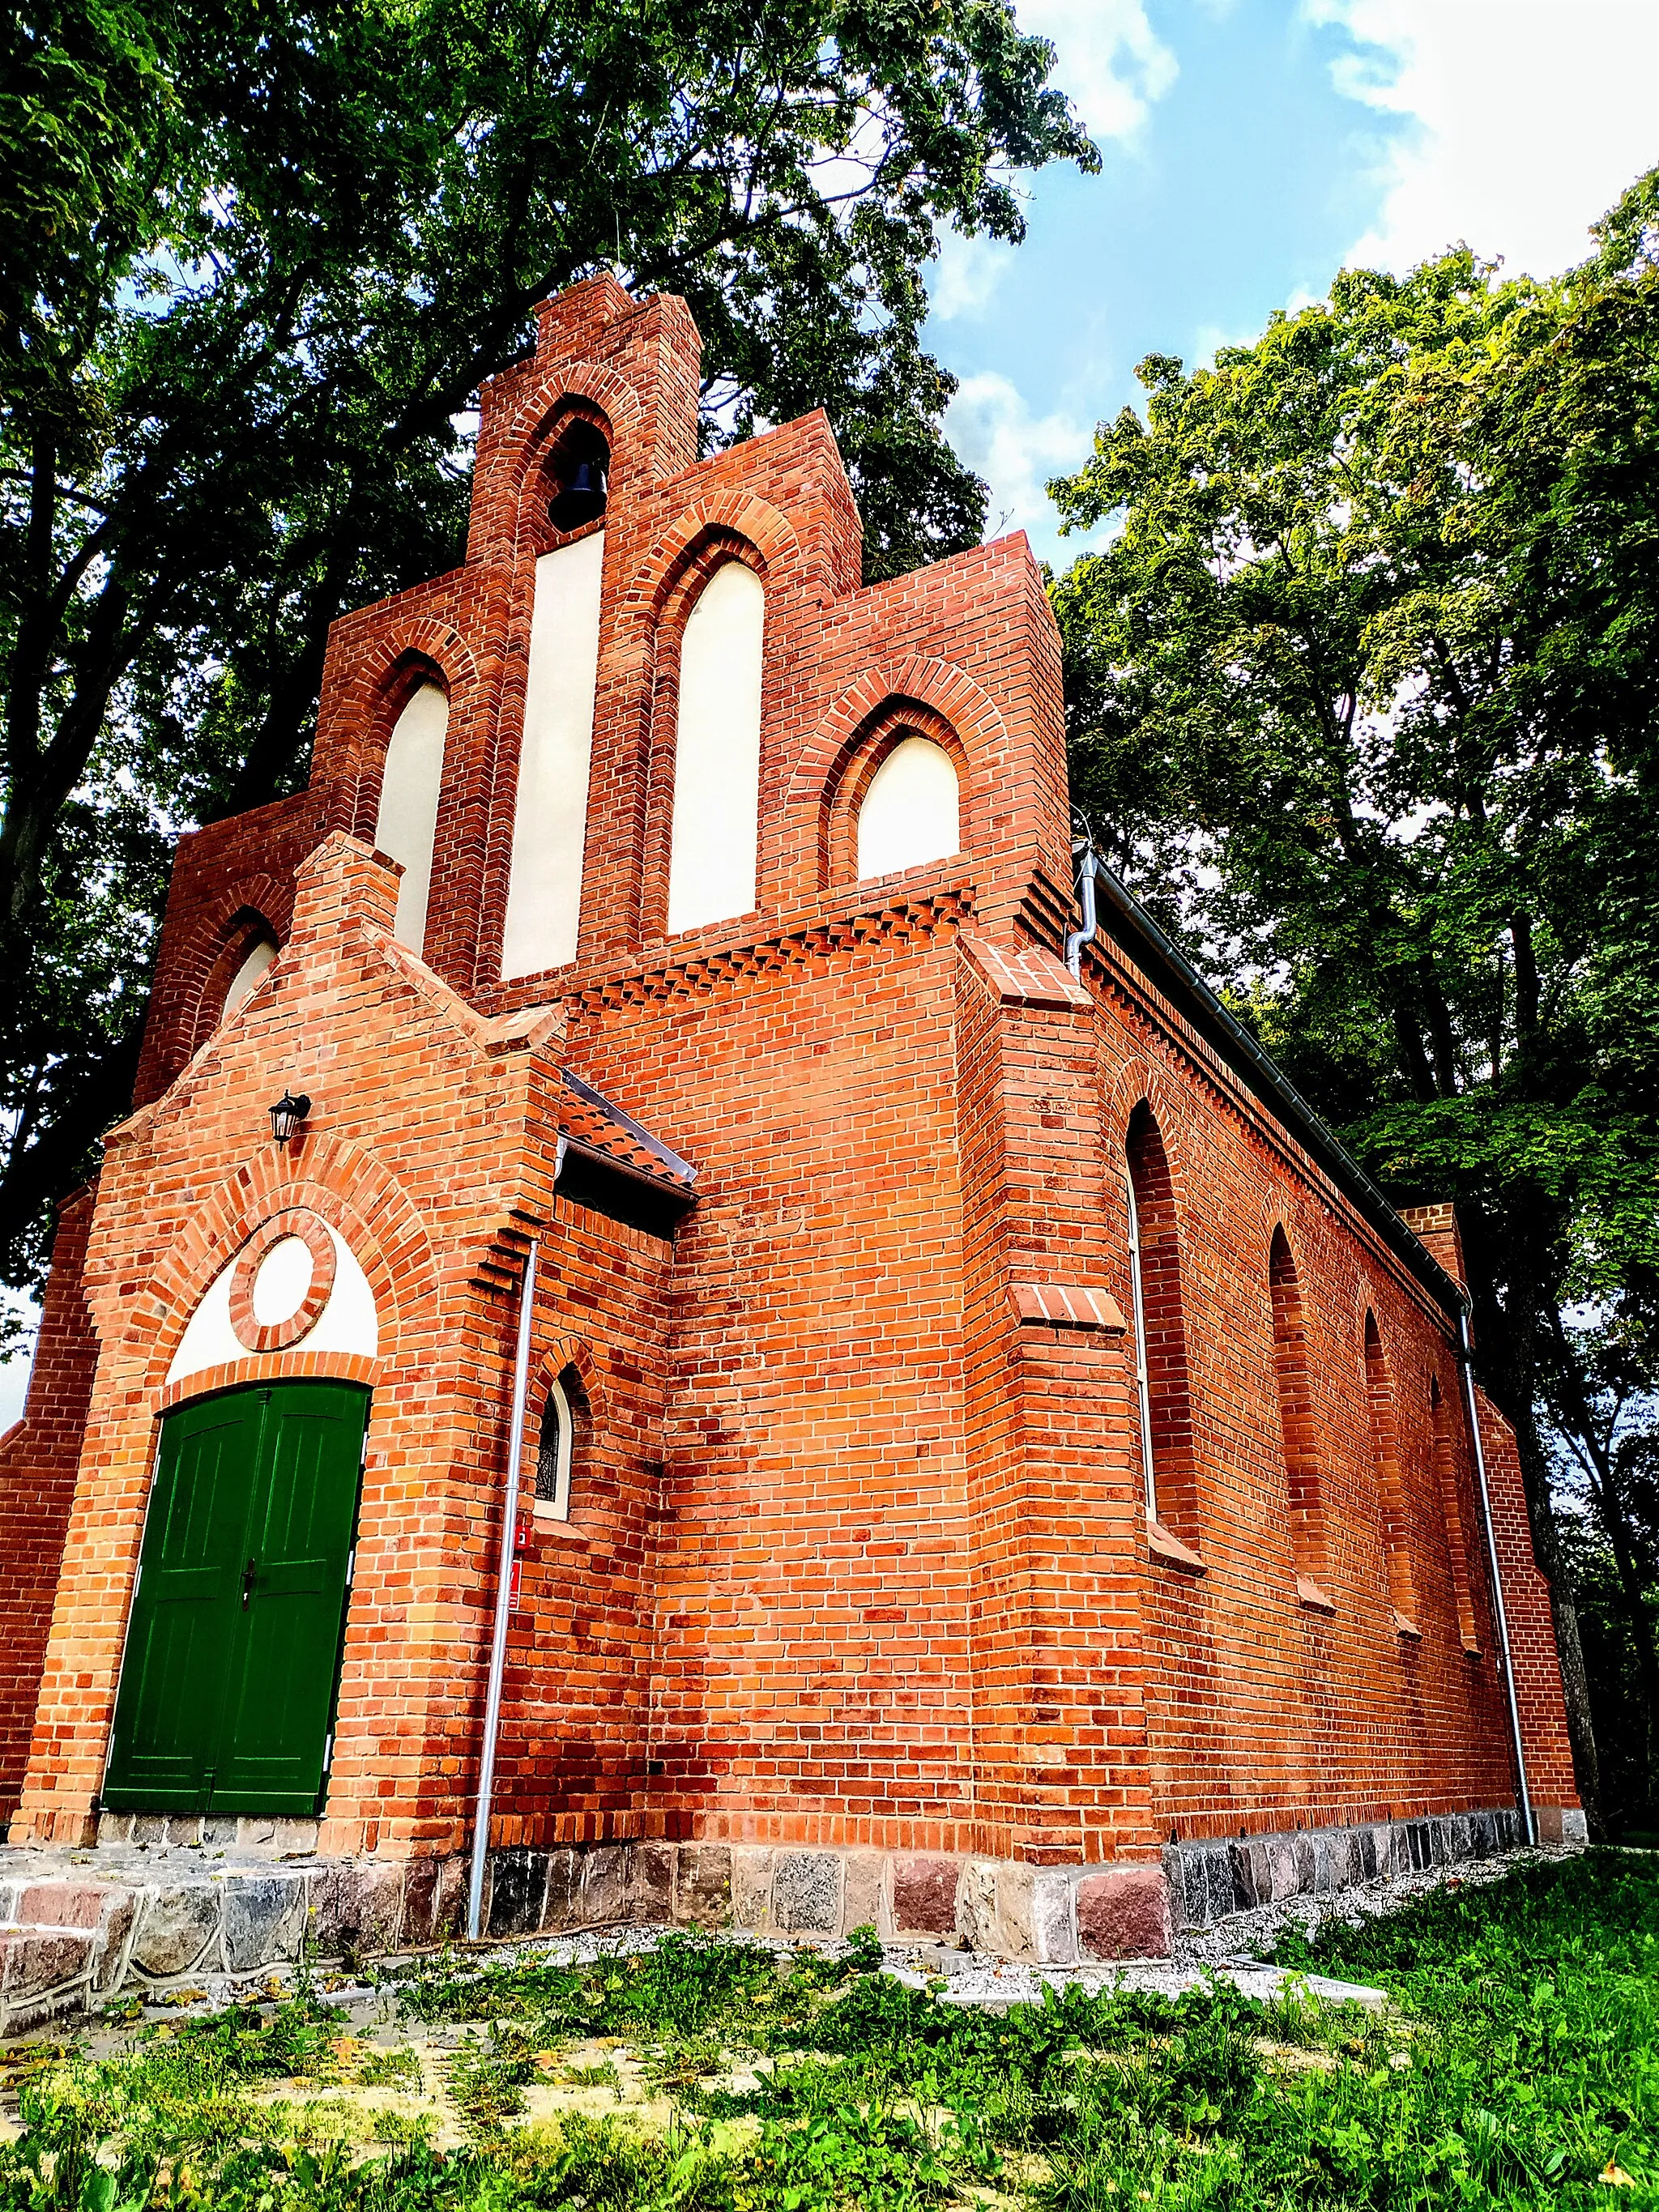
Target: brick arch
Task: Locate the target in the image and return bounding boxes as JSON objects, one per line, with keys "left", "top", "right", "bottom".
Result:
{"left": 334, "top": 621, "right": 478, "bottom": 842}
{"left": 529, "top": 1335, "right": 606, "bottom": 1430}
{"left": 622, "top": 494, "right": 802, "bottom": 620}
{"left": 1363, "top": 1306, "right": 1420, "bottom": 1633}
{"left": 523, "top": 1335, "right": 605, "bottom": 1519}
{"left": 621, "top": 501, "right": 800, "bottom": 942}
{"left": 817, "top": 697, "right": 971, "bottom": 892}
{"left": 1100, "top": 1053, "right": 1193, "bottom": 1211}
{"left": 110, "top": 1132, "right": 438, "bottom": 1409}
{"left": 146, "top": 872, "right": 295, "bottom": 1097}
{"left": 1269, "top": 1221, "right": 1329, "bottom": 1592}
{"left": 1124, "top": 1094, "right": 1201, "bottom": 1549}
{"left": 476, "top": 360, "right": 646, "bottom": 568}
{"left": 796, "top": 654, "right": 1013, "bottom": 897}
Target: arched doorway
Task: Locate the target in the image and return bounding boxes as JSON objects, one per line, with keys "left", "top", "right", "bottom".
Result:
{"left": 104, "top": 1380, "right": 369, "bottom": 1815}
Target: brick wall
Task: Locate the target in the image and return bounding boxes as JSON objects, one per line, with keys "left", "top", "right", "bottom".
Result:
{"left": 0, "top": 1188, "right": 99, "bottom": 1817}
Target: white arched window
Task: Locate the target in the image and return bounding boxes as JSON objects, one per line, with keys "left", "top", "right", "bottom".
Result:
{"left": 374, "top": 684, "right": 450, "bottom": 953}
{"left": 534, "top": 1374, "right": 574, "bottom": 1521}
{"left": 222, "top": 934, "right": 277, "bottom": 1021}
{"left": 855, "top": 735, "right": 960, "bottom": 881}
{"left": 667, "top": 561, "right": 765, "bottom": 934}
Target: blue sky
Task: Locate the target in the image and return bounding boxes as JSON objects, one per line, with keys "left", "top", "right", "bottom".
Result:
{"left": 1, "top": 0, "right": 1656, "bottom": 1424}
{"left": 933, "top": 0, "right": 1659, "bottom": 565}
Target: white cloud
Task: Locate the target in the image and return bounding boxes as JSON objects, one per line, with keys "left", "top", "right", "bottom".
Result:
{"left": 932, "top": 231, "right": 1018, "bottom": 321}
{"left": 1018, "top": 0, "right": 1179, "bottom": 143}
{"left": 1307, "top": 0, "right": 1659, "bottom": 277}
{"left": 945, "top": 372, "right": 1098, "bottom": 564}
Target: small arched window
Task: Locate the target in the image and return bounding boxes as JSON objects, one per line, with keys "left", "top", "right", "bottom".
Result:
{"left": 1363, "top": 1311, "right": 1418, "bottom": 1636}
{"left": 1269, "top": 1228, "right": 1331, "bottom": 1607}
{"left": 222, "top": 932, "right": 278, "bottom": 1022}
{"left": 856, "top": 735, "right": 960, "bottom": 882}
{"left": 1430, "top": 1375, "right": 1479, "bottom": 1651}
{"left": 375, "top": 683, "right": 450, "bottom": 954}
{"left": 1125, "top": 1102, "right": 1199, "bottom": 1549}
{"left": 534, "top": 1372, "right": 575, "bottom": 1521}
{"left": 667, "top": 560, "right": 766, "bottom": 934}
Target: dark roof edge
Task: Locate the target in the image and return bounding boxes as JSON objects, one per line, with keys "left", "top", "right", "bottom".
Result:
{"left": 1089, "top": 863, "right": 1467, "bottom": 1323}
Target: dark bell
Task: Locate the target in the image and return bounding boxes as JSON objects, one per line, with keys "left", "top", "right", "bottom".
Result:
{"left": 549, "top": 457, "right": 608, "bottom": 531}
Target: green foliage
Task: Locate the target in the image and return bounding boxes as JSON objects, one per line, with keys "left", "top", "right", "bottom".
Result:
{"left": 0, "top": 0, "right": 1098, "bottom": 1308}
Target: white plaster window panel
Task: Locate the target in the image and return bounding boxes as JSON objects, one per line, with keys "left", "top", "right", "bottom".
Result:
{"left": 222, "top": 936, "right": 278, "bottom": 1021}
{"left": 374, "top": 684, "right": 450, "bottom": 954}
{"left": 856, "top": 735, "right": 960, "bottom": 881}
{"left": 501, "top": 531, "right": 606, "bottom": 977}
{"left": 165, "top": 1224, "right": 379, "bottom": 1385}
{"left": 667, "top": 561, "right": 765, "bottom": 934}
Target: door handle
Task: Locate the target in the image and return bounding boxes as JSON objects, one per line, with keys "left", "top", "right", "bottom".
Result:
{"left": 241, "top": 1557, "right": 257, "bottom": 1609}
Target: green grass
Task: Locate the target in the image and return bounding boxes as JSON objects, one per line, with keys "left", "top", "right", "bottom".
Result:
{"left": 0, "top": 1852, "right": 1653, "bottom": 2210}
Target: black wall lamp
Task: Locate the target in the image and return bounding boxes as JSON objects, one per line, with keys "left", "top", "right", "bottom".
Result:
{"left": 269, "top": 1089, "right": 311, "bottom": 1145}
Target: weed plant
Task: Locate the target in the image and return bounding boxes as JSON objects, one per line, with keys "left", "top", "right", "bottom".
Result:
{"left": 0, "top": 1852, "right": 1652, "bottom": 2210}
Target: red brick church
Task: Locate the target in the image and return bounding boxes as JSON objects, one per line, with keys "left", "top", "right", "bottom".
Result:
{"left": 0, "top": 275, "right": 1579, "bottom": 1958}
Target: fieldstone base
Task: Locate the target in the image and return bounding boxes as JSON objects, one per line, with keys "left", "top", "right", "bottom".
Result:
{"left": 0, "top": 1799, "right": 1570, "bottom": 2031}
{"left": 1162, "top": 1805, "right": 1537, "bottom": 1930}
{"left": 477, "top": 1841, "right": 1169, "bottom": 1964}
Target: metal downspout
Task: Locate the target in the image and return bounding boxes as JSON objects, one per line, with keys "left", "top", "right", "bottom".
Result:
{"left": 1458, "top": 1301, "right": 1535, "bottom": 1846}
{"left": 467, "top": 1236, "right": 539, "bottom": 1941}
{"left": 1065, "top": 842, "right": 1099, "bottom": 978}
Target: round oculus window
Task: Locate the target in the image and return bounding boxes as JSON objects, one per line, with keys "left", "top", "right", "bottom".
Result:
{"left": 251, "top": 1234, "right": 313, "bottom": 1326}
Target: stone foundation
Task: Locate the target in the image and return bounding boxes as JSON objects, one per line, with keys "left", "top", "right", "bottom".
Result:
{"left": 1161, "top": 1805, "right": 1541, "bottom": 1929}
{"left": 0, "top": 1800, "right": 1568, "bottom": 2029}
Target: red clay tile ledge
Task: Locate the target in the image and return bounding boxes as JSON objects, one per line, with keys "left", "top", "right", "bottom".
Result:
{"left": 1149, "top": 1519, "right": 1206, "bottom": 1574}
{"left": 1297, "top": 1575, "right": 1337, "bottom": 1615}
{"left": 1009, "top": 1284, "right": 1128, "bottom": 1332}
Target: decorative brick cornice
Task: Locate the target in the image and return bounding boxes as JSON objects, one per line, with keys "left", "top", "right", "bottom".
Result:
{"left": 566, "top": 881, "right": 975, "bottom": 1012}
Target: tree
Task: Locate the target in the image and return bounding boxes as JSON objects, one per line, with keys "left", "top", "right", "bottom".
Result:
{"left": 1048, "top": 168, "right": 1659, "bottom": 1823}
{"left": 0, "top": 0, "right": 1098, "bottom": 1314}
{"left": 1542, "top": 1304, "right": 1659, "bottom": 1829}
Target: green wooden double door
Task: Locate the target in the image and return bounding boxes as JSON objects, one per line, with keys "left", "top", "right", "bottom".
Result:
{"left": 104, "top": 1382, "right": 369, "bottom": 1816}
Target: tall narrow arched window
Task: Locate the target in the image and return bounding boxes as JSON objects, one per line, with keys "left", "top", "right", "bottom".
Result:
{"left": 667, "top": 561, "right": 765, "bottom": 934}
{"left": 534, "top": 1372, "right": 575, "bottom": 1522}
{"left": 1269, "top": 1229, "right": 1332, "bottom": 1609}
{"left": 1126, "top": 1103, "right": 1199, "bottom": 1550}
{"left": 1430, "top": 1375, "right": 1479, "bottom": 1651}
{"left": 1363, "top": 1311, "right": 1418, "bottom": 1635}
{"left": 375, "top": 683, "right": 450, "bottom": 954}
{"left": 502, "top": 529, "right": 606, "bottom": 978}
{"left": 856, "top": 735, "right": 960, "bottom": 881}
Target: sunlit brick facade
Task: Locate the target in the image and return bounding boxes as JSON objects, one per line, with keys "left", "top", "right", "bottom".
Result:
{"left": 0, "top": 275, "right": 1578, "bottom": 1958}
